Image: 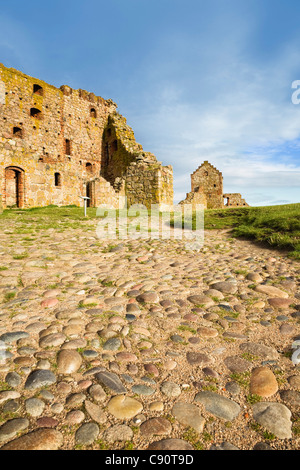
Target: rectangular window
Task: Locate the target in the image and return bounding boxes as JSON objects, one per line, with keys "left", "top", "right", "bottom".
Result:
{"left": 54, "top": 172, "right": 62, "bottom": 187}
{"left": 65, "top": 139, "right": 71, "bottom": 155}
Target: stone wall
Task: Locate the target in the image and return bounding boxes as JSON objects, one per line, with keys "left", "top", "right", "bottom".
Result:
{"left": 0, "top": 63, "right": 173, "bottom": 210}
{"left": 180, "top": 161, "right": 249, "bottom": 209}
{"left": 223, "top": 193, "right": 249, "bottom": 207}
{"left": 179, "top": 189, "right": 207, "bottom": 209}
{"left": 124, "top": 161, "right": 173, "bottom": 210}
{"left": 191, "top": 161, "right": 223, "bottom": 209}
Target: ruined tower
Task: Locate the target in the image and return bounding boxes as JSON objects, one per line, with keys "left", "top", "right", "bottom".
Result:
{"left": 180, "top": 160, "right": 249, "bottom": 209}
{"left": 191, "top": 161, "right": 223, "bottom": 209}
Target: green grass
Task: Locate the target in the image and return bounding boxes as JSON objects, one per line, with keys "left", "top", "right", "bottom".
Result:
{"left": 170, "top": 203, "right": 299, "bottom": 258}
{"left": 1, "top": 203, "right": 299, "bottom": 259}
{"left": 205, "top": 204, "right": 300, "bottom": 259}
{"left": 3, "top": 292, "right": 16, "bottom": 302}
{"left": 0, "top": 204, "right": 98, "bottom": 233}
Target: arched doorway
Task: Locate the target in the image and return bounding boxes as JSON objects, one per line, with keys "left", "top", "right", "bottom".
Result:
{"left": 5, "top": 167, "right": 25, "bottom": 208}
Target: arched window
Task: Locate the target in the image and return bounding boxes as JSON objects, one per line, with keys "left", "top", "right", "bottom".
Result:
{"left": 90, "top": 108, "right": 97, "bottom": 118}
{"left": 86, "top": 162, "right": 93, "bottom": 172}
{"left": 13, "top": 127, "right": 23, "bottom": 138}
{"left": 33, "top": 84, "right": 43, "bottom": 96}
{"left": 30, "top": 108, "right": 42, "bottom": 119}
{"left": 54, "top": 172, "right": 62, "bottom": 187}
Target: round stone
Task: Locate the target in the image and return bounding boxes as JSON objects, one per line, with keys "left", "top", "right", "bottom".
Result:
{"left": 5, "top": 372, "right": 22, "bottom": 388}
{"left": 85, "top": 401, "right": 106, "bottom": 424}
{"left": 250, "top": 367, "right": 279, "bottom": 397}
{"left": 197, "top": 326, "right": 218, "bottom": 338}
{"left": 224, "top": 356, "right": 251, "bottom": 373}
{"left": 136, "top": 291, "right": 159, "bottom": 304}
{"left": 252, "top": 402, "right": 292, "bottom": 439}
{"left": 36, "top": 417, "right": 59, "bottom": 428}
{"left": 186, "top": 352, "right": 211, "bottom": 366}
{"left": 171, "top": 402, "right": 205, "bottom": 433}
{"left": 102, "top": 337, "right": 121, "bottom": 351}
{"left": 149, "top": 401, "right": 164, "bottom": 412}
{"left": 65, "top": 410, "right": 85, "bottom": 425}
{"left": 194, "top": 391, "right": 241, "bottom": 421}
{"left": 160, "top": 381, "right": 181, "bottom": 398}
{"left": 25, "top": 398, "right": 45, "bottom": 417}
{"left": 187, "top": 295, "right": 214, "bottom": 307}
{"left": 57, "top": 350, "right": 82, "bottom": 374}
{"left": 24, "top": 370, "right": 57, "bottom": 390}
{"left": 140, "top": 418, "right": 172, "bottom": 436}
{"left": 41, "top": 298, "right": 59, "bottom": 308}
{"left": 268, "top": 298, "right": 292, "bottom": 309}
{"left": 288, "top": 375, "right": 300, "bottom": 389}
{"left": 107, "top": 395, "right": 143, "bottom": 419}
{"left": 210, "top": 282, "right": 237, "bottom": 294}
{"left": 75, "top": 423, "right": 100, "bottom": 446}
{"left": 246, "top": 273, "right": 263, "bottom": 283}
{"left": 103, "top": 424, "right": 133, "bottom": 443}
{"left": 116, "top": 352, "right": 138, "bottom": 362}
{"left": 39, "top": 333, "right": 66, "bottom": 349}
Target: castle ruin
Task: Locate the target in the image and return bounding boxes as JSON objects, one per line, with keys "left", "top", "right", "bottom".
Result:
{"left": 0, "top": 64, "right": 251, "bottom": 214}
{"left": 180, "top": 160, "right": 249, "bottom": 209}
{"left": 0, "top": 64, "right": 173, "bottom": 210}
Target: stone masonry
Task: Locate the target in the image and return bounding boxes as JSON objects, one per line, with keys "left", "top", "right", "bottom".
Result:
{"left": 0, "top": 64, "right": 173, "bottom": 210}
{"left": 180, "top": 161, "right": 249, "bottom": 209}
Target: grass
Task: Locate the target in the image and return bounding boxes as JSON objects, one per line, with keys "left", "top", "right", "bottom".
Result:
{"left": 170, "top": 203, "right": 299, "bottom": 258}
{"left": 204, "top": 204, "right": 300, "bottom": 259}
{"left": 229, "top": 371, "right": 251, "bottom": 388}
{"left": 3, "top": 292, "right": 16, "bottom": 302}
{"left": 182, "top": 428, "right": 205, "bottom": 450}
{"left": 0, "top": 204, "right": 99, "bottom": 233}
{"left": 246, "top": 394, "right": 262, "bottom": 404}
{"left": 1, "top": 203, "right": 299, "bottom": 259}
{"left": 12, "top": 253, "right": 28, "bottom": 260}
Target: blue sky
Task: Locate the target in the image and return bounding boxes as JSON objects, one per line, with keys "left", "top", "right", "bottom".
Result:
{"left": 1, "top": 0, "right": 300, "bottom": 205}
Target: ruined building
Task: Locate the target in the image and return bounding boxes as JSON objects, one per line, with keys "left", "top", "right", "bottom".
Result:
{"left": 180, "top": 160, "right": 249, "bottom": 209}
{"left": 0, "top": 64, "right": 173, "bottom": 210}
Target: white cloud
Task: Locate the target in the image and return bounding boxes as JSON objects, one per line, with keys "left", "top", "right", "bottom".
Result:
{"left": 124, "top": 36, "right": 300, "bottom": 206}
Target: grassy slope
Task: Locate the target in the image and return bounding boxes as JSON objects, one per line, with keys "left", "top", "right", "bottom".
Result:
{"left": 0, "top": 203, "right": 299, "bottom": 259}
{"left": 204, "top": 203, "right": 300, "bottom": 259}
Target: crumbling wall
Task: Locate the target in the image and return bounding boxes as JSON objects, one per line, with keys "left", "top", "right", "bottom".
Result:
{"left": 0, "top": 63, "right": 173, "bottom": 210}
{"left": 179, "top": 189, "right": 207, "bottom": 209}
{"left": 223, "top": 193, "right": 249, "bottom": 207}
{"left": 0, "top": 63, "right": 116, "bottom": 207}
{"left": 191, "top": 161, "right": 223, "bottom": 209}
{"left": 124, "top": 161, "right": 173, "bottom": 210}
{"left": 101, "top": 112, "right": 173, "bottom": 209}
{"left": 180, "top": 161, "right": 249, "bottom": 210}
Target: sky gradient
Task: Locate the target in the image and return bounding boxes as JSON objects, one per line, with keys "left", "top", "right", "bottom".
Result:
{"left": 0, "top": 0, "right": 300, "bottom": 205}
